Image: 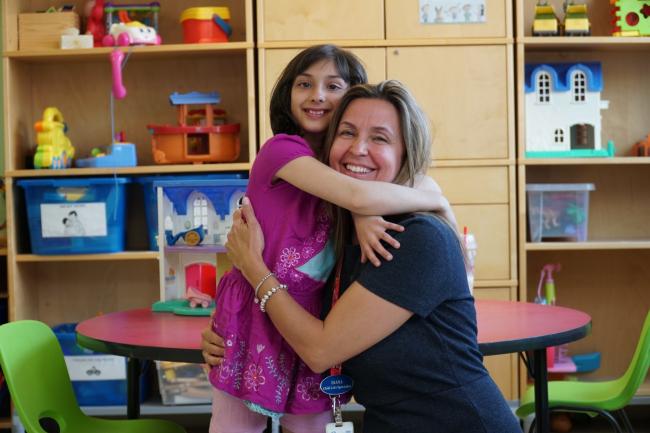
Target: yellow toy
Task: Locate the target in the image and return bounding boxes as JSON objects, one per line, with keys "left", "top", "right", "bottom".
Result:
{"left": 33, "top": 107, "right": 75, "bottom": 169}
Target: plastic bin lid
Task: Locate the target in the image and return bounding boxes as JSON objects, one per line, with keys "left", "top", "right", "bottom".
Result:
{"left": 153, "top": 178, "right": 248, "bottom": 188}
{"left": 525, "top": 183, "right": 595, "bottom": 192}
{"left": 134, "top": 173, "right": 247, "bottom": 184}
{"left": 16, "top": 177, "right": 130, "bottom": 188}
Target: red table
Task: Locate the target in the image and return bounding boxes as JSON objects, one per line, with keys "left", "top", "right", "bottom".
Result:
{"left": 77, "top": 300, "right": 591, "bottom": 433}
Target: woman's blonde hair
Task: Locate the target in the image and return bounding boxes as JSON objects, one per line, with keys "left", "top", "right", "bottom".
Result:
{"left": 320, "top": 80, "right": 456, "bottom": 257}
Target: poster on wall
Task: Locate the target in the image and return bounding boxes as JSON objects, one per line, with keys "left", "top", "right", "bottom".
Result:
{"left": 419, "top": 0, "right": 487, "bottom": 24}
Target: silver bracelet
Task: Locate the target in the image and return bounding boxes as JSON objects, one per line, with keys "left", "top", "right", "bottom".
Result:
{"left": 253, "top": 272, "right": 275, "bottom": 304}
{"left": 259, "top": 284, "right": 287, "bottom": 313}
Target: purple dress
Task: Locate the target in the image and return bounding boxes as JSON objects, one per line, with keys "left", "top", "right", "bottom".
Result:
{"left": 210, "top": 134, "right": 335, "bottom": 416}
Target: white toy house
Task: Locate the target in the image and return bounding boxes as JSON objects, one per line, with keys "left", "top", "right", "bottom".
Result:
{"left": 525, "top": 62, "right": 613, "bottom": 158}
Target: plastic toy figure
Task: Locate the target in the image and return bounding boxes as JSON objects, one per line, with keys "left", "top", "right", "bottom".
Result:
{"left": 563, "top": 1, "right": 591, "bottom": 36}
{"left": 84, "top": 0, "right": 106, "bottom": 47}
{"left": 532, "top": 1, "right": 560, "bottom": 36}
{"left": 33, "top": 107, "right": 75, "bottom": 169}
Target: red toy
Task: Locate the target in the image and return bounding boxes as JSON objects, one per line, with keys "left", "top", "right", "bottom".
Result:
{"left": 85, "top": 0, "right": 106, "bottom": 47}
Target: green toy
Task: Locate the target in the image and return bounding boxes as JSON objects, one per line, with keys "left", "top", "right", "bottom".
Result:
{"left": 612, "top": 0, "right": 650, "bottom": 36}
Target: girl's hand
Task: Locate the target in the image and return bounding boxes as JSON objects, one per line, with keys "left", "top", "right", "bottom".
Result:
{"left": 352, "top": 213, "right": 404, "bottom": 267}
{"left": 226, "top": 197, "right": 266, "bottom": 279}
{"left": 201, "top": 310, "right": 225, "bottom": 366}
{"left": 414, "top": 175, "right": 458, "bottom": 231}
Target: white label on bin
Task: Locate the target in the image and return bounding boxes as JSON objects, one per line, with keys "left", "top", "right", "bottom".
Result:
{"left": 40, "top": 203, "right": 107, "bottom": 238}
{"left": 64, "top": 355, "right": 126, "bottom": 381}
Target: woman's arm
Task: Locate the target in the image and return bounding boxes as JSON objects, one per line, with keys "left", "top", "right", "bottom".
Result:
{"left": 227, "top": 199, "right": 413, "bottom": 373}
{"left": 276, "top": 156, "right": 444, "bottom": 216}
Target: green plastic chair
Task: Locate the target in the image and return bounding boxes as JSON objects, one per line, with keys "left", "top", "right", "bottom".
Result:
{"left": 0, "top": 320, "right": 187, "bottom": 433}
{"left": 517, "top": 309, "right": 650, "bottom": 433}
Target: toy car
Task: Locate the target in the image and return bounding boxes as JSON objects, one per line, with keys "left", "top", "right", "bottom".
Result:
{"left": 165, "top": 225, "right": 205, "bottom": 247}
{"left": 102, "top": 21, "right": 161, "bottom": 46}
{"left": 532, "top": 1, "right": 560, "bottom": 36}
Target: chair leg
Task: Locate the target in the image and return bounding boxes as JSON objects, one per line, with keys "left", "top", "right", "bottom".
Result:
{"left": 616, "top": 409, "right": 635, "bottom": 433}
{"left": 595, "top": 409, "right": 625, "bottom": 433}
{"left": 528, "top": 417, "right": 536, "bottom": 433}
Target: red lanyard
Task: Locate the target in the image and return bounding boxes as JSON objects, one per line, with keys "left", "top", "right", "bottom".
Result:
{"left": 330, "top": 259, "right": 343, "bottom": 376}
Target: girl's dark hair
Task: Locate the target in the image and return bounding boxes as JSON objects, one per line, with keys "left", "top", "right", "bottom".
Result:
{"left": 269, "top": 45, "right": 368, "bottom": 137}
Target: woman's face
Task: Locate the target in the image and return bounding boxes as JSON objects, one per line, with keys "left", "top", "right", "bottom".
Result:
{"left": 328, "top": 98, "right": 405, "bottom": 183}
{"left": 290, "top": 59, "right": 349, "bottom": 137}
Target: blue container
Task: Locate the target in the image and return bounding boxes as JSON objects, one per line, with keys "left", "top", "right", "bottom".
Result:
{"left": 17, "top": 177, "right": 130, "bottom": 254}
{"left": 135, "top": 173, "right": 247, "bottom": 250}
{"left": 53, "top": 323, "right": 148, "bottom": 406}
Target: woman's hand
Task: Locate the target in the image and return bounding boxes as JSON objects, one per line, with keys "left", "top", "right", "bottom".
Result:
{"left": 201, "top": 311, "right": 225, "bottom": 366}
{"left": 226, "top": 197, "right": 266, "bottom": 282}
{"left": 352, "top": 213, "right": 404, "bottom": 267}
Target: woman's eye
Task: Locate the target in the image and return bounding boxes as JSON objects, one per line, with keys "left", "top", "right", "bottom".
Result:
{"left": 339, "top": 129, "right": 354, "bottom": 137}
{"left": 373, "top": 135, "right": 388, "bottom": 143}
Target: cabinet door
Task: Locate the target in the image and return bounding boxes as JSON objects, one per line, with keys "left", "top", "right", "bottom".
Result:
{"left": 259, "top": 0, "right": 384, "bottom": 42}
{"left": 431, "top": 166, "right": 511, "bottom": 281}
{"left": 385, "top": 0, "right": 508, "bottom": 39}
{"left": 259, "top": 48, "right": 386, "bottom": 143}
{"left": 387, "top": 46, "right": 509, "bottom": 160}
{"left": 474, "top": 287, "right": 517, "bottom": 400}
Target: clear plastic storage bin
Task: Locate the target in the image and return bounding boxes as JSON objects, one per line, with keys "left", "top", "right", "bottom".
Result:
{"left": 156, "top": 361, "right": 212, "bottom": 405}
{"left": 526, "top": 183, "right": 595, "bottom": 242}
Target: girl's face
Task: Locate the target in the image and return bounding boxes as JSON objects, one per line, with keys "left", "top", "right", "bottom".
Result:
{"left": 290, "top": 59, "right": 349, "bottom": 139}
{"left": 328, "top": 98, "right": 405, "bottom": 183}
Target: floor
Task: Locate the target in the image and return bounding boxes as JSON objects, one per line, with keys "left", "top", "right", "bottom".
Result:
{"left": 174, "top": 404, "right": 650, "bottom": 432}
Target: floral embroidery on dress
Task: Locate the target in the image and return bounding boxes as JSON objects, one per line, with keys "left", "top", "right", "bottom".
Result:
{"left": 244, "top": 364, "right": 267, "bottom": 391}
{"left": 296, "top": 376, "right": 321, "bottom": 401}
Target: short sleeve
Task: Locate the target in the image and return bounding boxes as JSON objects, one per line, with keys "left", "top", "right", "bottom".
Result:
{"left": 250, "top": 134, "right": 315, "bottom": 187}
{"left": 355, "top": 215, "right": 465, "bottom": 317}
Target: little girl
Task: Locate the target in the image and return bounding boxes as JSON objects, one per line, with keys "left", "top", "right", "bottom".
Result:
{"left": 209, "top": 45, "right": 449, "bottom": 433}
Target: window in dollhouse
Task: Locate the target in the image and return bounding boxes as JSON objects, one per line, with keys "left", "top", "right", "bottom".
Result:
{"left": 536, "top": 72, "right": 551, "bottom": 104}
{"left": 572, "top": 71, "right": 586, "bottom": 102}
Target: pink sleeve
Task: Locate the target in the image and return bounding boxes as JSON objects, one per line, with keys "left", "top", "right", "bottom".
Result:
{"left": 250, "top": 134, "right": 315, "bottom": 187}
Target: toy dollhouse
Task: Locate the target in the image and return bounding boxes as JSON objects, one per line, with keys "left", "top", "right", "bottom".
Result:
{"left": 152, "top": 178, "right": 247, "bottom": 315}
{"left": 525, "top": 62, "right": 613, "bottom": 158}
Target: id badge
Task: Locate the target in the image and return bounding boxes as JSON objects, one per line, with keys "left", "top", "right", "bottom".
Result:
{"left": 325, "top": 421, "right": 354, "bottom": 433}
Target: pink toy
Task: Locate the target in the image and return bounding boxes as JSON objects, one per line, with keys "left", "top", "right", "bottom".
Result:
{"left": 110, "top": 50, "right": 127, "bottom": 99}
{"left": 185, "top": 262, "right": 216, "bottom": 308}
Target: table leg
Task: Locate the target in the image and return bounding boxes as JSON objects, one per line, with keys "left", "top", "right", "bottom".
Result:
{"left": 532, "top": 349, "right": 549, "bottom": 433}
{"left": 127, "top": 357, "right": 141, "bottom": 419}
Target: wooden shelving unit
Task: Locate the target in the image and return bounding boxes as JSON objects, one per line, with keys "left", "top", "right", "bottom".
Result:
{"left": 1, "top": 0, "right": 256, "bottom": 327}
{"left": 516, "top": 0, "right": 650, "bottom": 397}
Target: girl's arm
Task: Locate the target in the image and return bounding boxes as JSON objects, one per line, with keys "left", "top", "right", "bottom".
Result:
{"left": 227, "top": 199, "right": 413, "bottom": 373}
{"left": 276, "top": 156, "right": 444, "bottom": 216}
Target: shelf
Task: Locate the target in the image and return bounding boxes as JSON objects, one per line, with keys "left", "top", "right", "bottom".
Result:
{"left": 6, "top": 163, "right": 251, "bottom": 178}
{"left": 3, "top": 42, "right": 254, "bottom": 62}
{"left": 520, "top": 36, "right": 650, "bottom": 51}
{"left": 526, "top": 241, "right": 650, "bottom": 251}
{"left": 259, "top": 38, "right": 513, "bottom": 50}
{"left": 165, "top": 246, "right": 226, "bottom": 254}
{"left": 521, "top": 157, "right": 650, "bottom": 166}
{"left": 15, "top": 251, "right": 158, "bottom": 262}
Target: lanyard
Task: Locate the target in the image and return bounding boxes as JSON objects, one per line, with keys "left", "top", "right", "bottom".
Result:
{"left": 330, "top": 258, "right": 343, "bottom": 377}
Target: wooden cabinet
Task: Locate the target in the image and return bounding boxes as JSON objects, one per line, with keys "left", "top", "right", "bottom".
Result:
{"left": 2, "top": 0, "right": 256, "bottom": 326}
{"left": 257, "top": 0, "right": 518, "bottom": 400}
{"left": 385, "top": 0, "right": 510, "bottom": 39}
{"left": 515, "top": 0, "right": 650, "bottom": 397}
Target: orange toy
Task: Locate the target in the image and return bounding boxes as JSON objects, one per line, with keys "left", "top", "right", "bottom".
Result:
{"left": 630, "top": 134, "right": 650, "bottom": 157}
{"left": 147, "top": 92, "right": 240, "bottom": 164}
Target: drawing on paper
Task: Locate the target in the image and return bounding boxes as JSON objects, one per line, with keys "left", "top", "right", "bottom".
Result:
{"left": 419, "top": 0, "right": 486, "bottom": 24}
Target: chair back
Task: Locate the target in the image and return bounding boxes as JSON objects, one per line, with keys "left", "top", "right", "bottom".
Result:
{"left": 616, "top": 309, "right": 650, "bottom": 406}
{"left": 0, "top": 320, "right": 84, "bottom": 433}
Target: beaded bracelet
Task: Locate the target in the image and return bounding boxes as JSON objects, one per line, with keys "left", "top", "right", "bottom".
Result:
{"left": 259, "top": 284, "right": 287, "bottom": 313}
{"left": 253, "top": 272, "right": 275, "bottom": 304}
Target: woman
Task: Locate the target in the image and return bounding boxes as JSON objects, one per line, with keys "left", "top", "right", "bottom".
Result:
{"left": 204, "top": 81, "right": 520, "bottom": 433}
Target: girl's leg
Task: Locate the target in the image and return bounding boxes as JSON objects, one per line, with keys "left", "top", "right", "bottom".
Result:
{"left": 280, "top": 410, "right": 333, "bottom": 433}
{"left": 209, "top": 388, "right": 268, "bottom": 433}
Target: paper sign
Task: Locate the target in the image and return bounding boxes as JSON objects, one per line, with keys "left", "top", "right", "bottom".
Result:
{"left": 419, "top": 0, "right": 486, "bottom": 24}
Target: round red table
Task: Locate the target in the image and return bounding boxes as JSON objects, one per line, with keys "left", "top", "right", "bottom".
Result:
{"left": 77, "top": 300, "right": 591, "bottom": 433}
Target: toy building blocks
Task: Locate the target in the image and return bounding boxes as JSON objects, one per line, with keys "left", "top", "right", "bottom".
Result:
{"left": 525, "top": 62, "right": 613, "bottom": 158}
{"left": 611, "top": 0, "right": 650, "bottom": 36}
{"left": 533, "top": 1, "right": 561, "bottom": 36}
{"left": 33, "top": 107, "right": 75, "bottom": 169}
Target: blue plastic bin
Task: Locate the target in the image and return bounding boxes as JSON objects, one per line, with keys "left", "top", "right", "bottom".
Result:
{"left": 17, "top": 177, "right": 130, "bottom": 254}
{"left": 135, "top": 174, "right": 247, "bottom": 250}
{"left": 53, "top": 323, "right": 148, "bottom": 406}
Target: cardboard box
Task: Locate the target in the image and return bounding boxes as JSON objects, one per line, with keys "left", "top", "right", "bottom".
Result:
{"left": 19, "top": 12, "right": 79, "bottom": 50}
